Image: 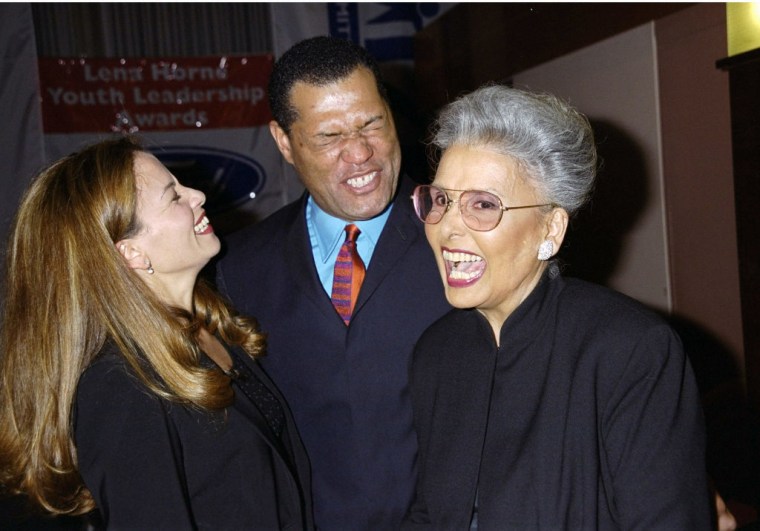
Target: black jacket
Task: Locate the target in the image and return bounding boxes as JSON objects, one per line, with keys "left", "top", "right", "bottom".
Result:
{"left": 405, "top": 272, "right": 712, "bottom": 530}
{"left": 216, "top": 177, "right": 450, "bottom": 530}
{"left": 74, "top": 342, "right": 313, "bottom": 530}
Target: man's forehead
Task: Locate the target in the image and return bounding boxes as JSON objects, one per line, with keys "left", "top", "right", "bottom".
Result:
{"left": 290, "top": 98, "right": 388, "bottom": 132}
{"left": 291, "top": 66, "right": 376, "bottom": 91}
{"left": 290, "top": 68, "right": 380, "bottom": 101}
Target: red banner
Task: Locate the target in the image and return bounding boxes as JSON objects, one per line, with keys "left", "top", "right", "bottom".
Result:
{"left": 38, "top": 55, "right": 273, "bottom": 133}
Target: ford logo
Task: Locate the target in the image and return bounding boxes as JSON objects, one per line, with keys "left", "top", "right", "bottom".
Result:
{"left": 149, "top": 145, "right": 266, "bottom": 216}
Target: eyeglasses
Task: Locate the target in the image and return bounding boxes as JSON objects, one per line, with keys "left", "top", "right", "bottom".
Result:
{"left": 410, "top": 184, "right": 555, "bottom": 232}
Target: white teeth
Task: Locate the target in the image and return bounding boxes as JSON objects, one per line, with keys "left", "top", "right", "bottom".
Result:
{"left": 194, "top": 216, "right": 209, "bottom": 233}
{"left": 347, "top": 173, "right": 375, "bottom": 188}
{"left": 449, "top": 269, "right": 481, "bottom": 280}
{"left": 442, "top": 250, "right": 483, "bottom": 263}
{"left": 443, "top": 250, "right": 483, "bottom": 281}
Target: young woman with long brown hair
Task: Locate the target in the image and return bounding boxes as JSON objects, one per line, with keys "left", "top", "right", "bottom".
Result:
{"left": 0, "top": 136, "right": 313, "bottom": 529}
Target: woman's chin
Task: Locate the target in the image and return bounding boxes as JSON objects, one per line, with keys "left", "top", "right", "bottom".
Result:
{"left": 444, "top": 289, "right": 482, "bottom": 310}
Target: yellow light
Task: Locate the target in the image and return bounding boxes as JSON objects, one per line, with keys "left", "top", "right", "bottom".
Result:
{"left": 727, "top": 2, "right": 760, "bottom": 56}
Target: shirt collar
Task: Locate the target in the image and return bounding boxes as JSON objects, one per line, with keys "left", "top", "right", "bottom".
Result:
{"left": 307, "top": 195, "right": 393, "bottom": 264}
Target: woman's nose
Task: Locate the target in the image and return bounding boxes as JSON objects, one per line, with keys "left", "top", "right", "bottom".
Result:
{"left": 438, "top": 199, "right": 467, "bottom": 237}
{"left": 185, "top": 185, "right": 206, "bottom": 208}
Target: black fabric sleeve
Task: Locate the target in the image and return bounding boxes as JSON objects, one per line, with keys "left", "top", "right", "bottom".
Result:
{"left": 599, "top": 324, "right": 712, "bottom": 530}
{"left": 74, "top": 356, "right": 195, "bottom": 530}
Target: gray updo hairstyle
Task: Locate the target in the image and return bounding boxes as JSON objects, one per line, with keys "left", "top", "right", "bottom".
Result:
{"left": 432, "top": 84, "right": 597, "bottom": 216}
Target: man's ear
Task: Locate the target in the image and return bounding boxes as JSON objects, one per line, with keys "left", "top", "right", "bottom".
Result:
{"left": 115, "top": 240, "right": 151, "bottom": 272}
{"left": 269, "top": 120, "right": 295, "bottom": 165}
{"left": 545, "top": 206, "right": 569, "bottom": 253}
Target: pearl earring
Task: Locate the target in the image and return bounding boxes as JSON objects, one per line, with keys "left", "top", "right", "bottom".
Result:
{"left": 537, "top": 240, "right": 554, "bottom": 261}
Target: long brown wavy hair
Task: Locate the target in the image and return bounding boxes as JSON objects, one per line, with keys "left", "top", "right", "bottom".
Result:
{"left": 0, "top": 136, "right": 265, "bottom": 515}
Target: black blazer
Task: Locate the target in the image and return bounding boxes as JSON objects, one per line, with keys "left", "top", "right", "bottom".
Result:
{"left": 404, "top": 274, "right": 712, "bottom": 529}
{"left": 74, "top": 342, "right": 313, "bottom": 530}
{"left": 216, "top": 177, "right": 451, "bottom": 530}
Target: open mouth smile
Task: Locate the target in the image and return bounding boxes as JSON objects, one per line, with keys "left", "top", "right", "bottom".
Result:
{"left": 346, "top": 171, "right": 377, "bottom": 189}
{"left": 194, "top": 213, "right": 213, "bottom": 234}
{"left": 443, "top": 249, "right": 485, "bottom": 283}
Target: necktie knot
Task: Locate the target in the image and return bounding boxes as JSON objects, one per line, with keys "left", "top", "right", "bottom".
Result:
{"left": 345, "top": 223, "right": 360, "bottom": 246}
{"left": 331, "top": 224, "right": 365, "bottom": 325}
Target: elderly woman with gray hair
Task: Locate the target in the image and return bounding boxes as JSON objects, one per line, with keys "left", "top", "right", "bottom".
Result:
{"left": 403, "top": 85, "right": 712, "bottom": 529}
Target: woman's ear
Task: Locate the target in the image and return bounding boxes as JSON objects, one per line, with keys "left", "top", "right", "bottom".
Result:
{"left": 545, "top": 206, "right": 569, "bottom": 252}
{"left": 115, "top": 240, "right": 151, "bottom": 272}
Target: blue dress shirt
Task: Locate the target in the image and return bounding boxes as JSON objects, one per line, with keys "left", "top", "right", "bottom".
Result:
{"left": 306, "top": 195, "right": 392, "bottom": 295}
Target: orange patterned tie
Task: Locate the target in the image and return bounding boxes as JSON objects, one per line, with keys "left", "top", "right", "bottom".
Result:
{"left": 331, "top": 224, "right": 365, "bottom": 325}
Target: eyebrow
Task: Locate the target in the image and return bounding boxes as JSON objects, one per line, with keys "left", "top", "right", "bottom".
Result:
{"left": 362, "top": 115, "right": 383, "bottom": 127}
{"left": 315, "top": 114, "right": 384, "bottom": 137}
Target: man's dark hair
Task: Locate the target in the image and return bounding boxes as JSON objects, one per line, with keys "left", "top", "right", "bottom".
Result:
{"left": 268, "top": 36, "right": 389, "bottom": 133}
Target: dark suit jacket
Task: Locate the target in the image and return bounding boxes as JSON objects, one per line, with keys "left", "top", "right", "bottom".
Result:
{"left": 404, "top": 273, "right": 712, "bottom": 530}
{"left": 74, "top": 342, "right": 313, "bottom": 530}
{"left": 216, "top": 177, "right": 450, "bottom": 530}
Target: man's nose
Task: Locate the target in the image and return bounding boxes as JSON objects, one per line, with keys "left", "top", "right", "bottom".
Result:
{"left": 340, "top": 134, "right": 373, "bottom": 164}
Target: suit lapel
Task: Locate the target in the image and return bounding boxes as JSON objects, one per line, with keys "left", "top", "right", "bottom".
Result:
{"left": 282, "top": 195, "right": 344, "bottom": 323}
{"left": 284, "top": 180, "right": 425, "bottom": 325}
{"left": 352, "top": 178, "right": 420, "bottom": 316}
